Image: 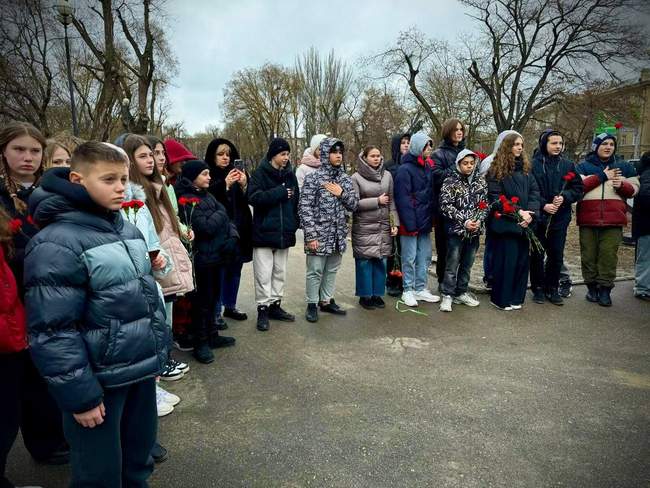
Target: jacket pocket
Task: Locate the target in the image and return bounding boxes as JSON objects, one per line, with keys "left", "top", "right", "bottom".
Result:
{"left": 102, "top": 319, "right": 120, "bottom": 365}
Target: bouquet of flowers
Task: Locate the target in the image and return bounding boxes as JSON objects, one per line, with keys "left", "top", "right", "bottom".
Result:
{"left": 545, "top": 171, "right": 576, "bottom": 237}
{"left": 494, "top": 195, "right": 544, "bottom": 254}
{"left": 121, "top": 199, "right": 145, "bottom": 224}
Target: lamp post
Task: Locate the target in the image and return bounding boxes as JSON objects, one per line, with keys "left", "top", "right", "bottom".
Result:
{"left": 56, "top": 0, "right": 79, "bottom": 136}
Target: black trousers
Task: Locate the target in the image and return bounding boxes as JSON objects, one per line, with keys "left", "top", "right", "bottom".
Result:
{"left": 490, "top": 233, "right": 530, "bottom": 308}
{"left": 434, "top": 217, "right": 448, "bottom": 286}
{"left": 62, "top": 378, "right": 157, "bottom": 488}
{"left": 1, "top": 350, "right": 66, "bottom": 488}
{"left": 530, "top": 224, "right": 568, "bottom": 291}
{"left": 191, "top": 263, "right": 222, "bottom": 344}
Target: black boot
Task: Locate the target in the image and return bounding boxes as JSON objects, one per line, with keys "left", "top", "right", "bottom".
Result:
{"left": 358, "top": 297, "right": 375, "bottom": 310}
{"left": 545, "top": 288, "right": 564, "bottom": 306}
{"left": 372, "top": 296, "right": 385, "bottom": 308}
{"left": 256, "top": 305, "right": 270, "bottom": 331}
{"left": 532, "top": 287, "right": 545, "bottom": 304}
{"left": 305, "top": 303, "right": 318, "bottom": 322}
{"left": 268, "top": 300, "right": 295, "bottom": 322}
{"left": 214, "top": 317, "right": 228, "bottom": 330}
{"left": 598, "top": 286, "right": 612, "bottom": 307}
{"left": 208, "top": 334, "right": 236, "bottom": 349}
{"left": 223, "top": 307, "right": 248, "bottom": 321}
{"left": 193, "top": 316, "right": 215, "bottom": 364}
{"left": 586, "top": 283, "right": 599, "bottom": 303}
{"left": 319, "top": 298, "right": 346, "bottom": 315}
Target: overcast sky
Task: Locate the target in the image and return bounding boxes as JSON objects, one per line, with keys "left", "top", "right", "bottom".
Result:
{"left": 165, "top": 0, "right": 474, "bottom": 134}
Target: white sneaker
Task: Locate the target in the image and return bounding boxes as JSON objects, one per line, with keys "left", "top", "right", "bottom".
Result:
{"left": 413, "top": 289, "right": 440, "bottom": 303}
{"left": 454, "top": 292, "right": 480, "bottom": 307}
{"left": 156, "top": 385, "right": 181, "bottom": 406}
{"left": 401, "top": 291, "right": 418, "bottom": 307}
{"left": 490, "top": 301, "right": 513, "bottom": 311}
{"left": 511, "top": 304, "right": 522, "bottom": 310}
{"left": 156, "top": 389, "right": 175, "bottom": 417}
{"left": 440, "top": 295, "right": 453, "bottom": 312}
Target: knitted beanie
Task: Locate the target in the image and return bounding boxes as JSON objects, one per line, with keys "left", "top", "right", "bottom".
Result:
{"left": 164, "top": 139, "right": 196, "bottom": 165}
{"left": 591, "top": 133, "right": 617, "bottom": 153}
{"left": 181, "top": 159, "right": 209, "bottom": 183}
{"left": 266, "top": 138, "right": 291, "bottom": 161}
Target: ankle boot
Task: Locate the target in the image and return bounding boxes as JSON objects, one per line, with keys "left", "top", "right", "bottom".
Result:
{"left": 545, "top": 288, "right": 564, "bottom": 306}
{"left": 586, "top": 283, "right": 599, "bottom": 303}
{"left": 268, "top": 300, "right": 295, "bottom": 322}
{"left": 256, "top": 305, "right": 270, "bottom": 331}
{"left": 598, "top": 286, "right": 612, "bottom": 307}
{"left": 193, "top": 316, "right": 215, "bottom": 363}
{"left": 532, "top": 287, "right": 545, "bottom": 304}
{"left": 305, "top": 303, "right": 318, "bottom": 323}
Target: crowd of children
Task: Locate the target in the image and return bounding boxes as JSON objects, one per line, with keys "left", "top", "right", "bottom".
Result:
{"left": 0, "top": 118, "right": 647, "bottom": 487}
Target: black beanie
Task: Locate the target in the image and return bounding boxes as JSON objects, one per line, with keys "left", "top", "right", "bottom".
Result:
{"left": 181, "top": 159, "right": 209, "bottom": 183}
{"left": 266, "top": 138, "right": 291, "bottom": 161}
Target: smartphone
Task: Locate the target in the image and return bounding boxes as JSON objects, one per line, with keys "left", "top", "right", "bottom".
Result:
{"left": 234, "top": 159, "right": 244, "bottom": 171}
{"left": 149, "top": 250, "right": 160, "bottom": 262}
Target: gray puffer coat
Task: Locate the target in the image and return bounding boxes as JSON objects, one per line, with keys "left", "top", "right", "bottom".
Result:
{"left": 351, "top": 154, "right": 399, "bottom": 259}
{"left": 299, "top": 138, "right": 358, "bottom": 256}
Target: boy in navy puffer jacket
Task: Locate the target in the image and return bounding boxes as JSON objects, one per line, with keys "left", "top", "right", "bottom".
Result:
{"left": 25, "top": 142, "right": 169, "bottom": 487}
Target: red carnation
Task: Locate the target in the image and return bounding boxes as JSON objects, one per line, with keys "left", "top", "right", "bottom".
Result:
{"left": 478, "top": 201, "right": 488, "bottom": 210}
{"left": 8, "top": 218, "right": 22, "bottom": 234}
{"left": 178, "top": 197, "right": 189, "bottom": 206}
{"left": 121, "top": 201, "right": 132, "bottom": 209}
{"left": 614, "top": 122, "right": 623, "bottom": 129}
{"left": 188, "top": 197, "right": 201, "bottom": 205}
{"left": 131, "top": 200, "right": 144, "bottom": 209}
{"left": 503, "top": 202, "right": 516, "bottom": 214}
{"left": 498, "top": 194, "right": 507, "bottom": 203}
{"left": 26, "top": 215, "right": 35, "bottom": 225}
{"left": 562, "top": 171, "right": 576, "bottom": 181}
{"left": 494, "top": 211, "right": 502, "bottom": 219}
{"left": 475, "top": 152, "right": 487, "bottom": 161}
{"left": 511, "top": 196, "right": 520, "bottom": 204}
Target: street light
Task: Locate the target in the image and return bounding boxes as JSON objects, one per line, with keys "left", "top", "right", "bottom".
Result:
{"left": 56, "top": 0, "right": 79, "bottom": 137}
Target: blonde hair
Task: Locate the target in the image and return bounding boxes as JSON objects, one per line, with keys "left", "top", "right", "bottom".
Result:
{"left": 215, "top": 144, "right": 231, "bottom": 156}
{"left": 43, "top": 140, "right": 72, "bottom": 170}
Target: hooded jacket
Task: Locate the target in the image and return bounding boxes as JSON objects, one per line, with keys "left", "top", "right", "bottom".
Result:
{"left": 350, "top": 153, "right": 399, "bottom": 259}
{"left": 174, "top": 177, "right": 238, "bottom": 266}
{"left": 576, "top": 142, "right": 638, "bottom": 227}
{"left": 0, "top": 245, "right": 27, "bottom": 354}
{"left": 248, "top": 158, "right": 299, "bottom": 249}
{"left": 204, "top": 138, "right": 253, "bottom": 262}
{"left": 385, "top": 133, "right": 411, "bottom": 179}
{"left": 439, "top": 149, "right": 488, "bottom": 237}
{"left": 531, "top": 130, "right": 584, "bottom": 229}
{"left": 486, "top": 158, "right": 542, "bottom": 236}
{"left": 479, "top": 130, "right": 522, "bottom": 176}
{"left": 299, "top": 138, "right": 359, "bottom": 256}
{"left": 394, "top": 132, "right": 435, "bottom": 234}
{"left": 632, "top": 154, "right": 650, "bottom": 239}
{"left": 296, "top": 148, "right": 321, "bottom": 191}
{"left": 24, "top": 167, "right": 169, "bottom": 413}
{"left": 432, "top": 138, "right": 466, "bottom": 199}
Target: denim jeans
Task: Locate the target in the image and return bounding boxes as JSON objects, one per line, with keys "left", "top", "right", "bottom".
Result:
{"left": 635, "top": 235, "right": 650, "bottom": 295}
{"left": 355, "top": 258, "right": 387, "bottom": 297}
{"left": 305, "top": 254, "right": 343, "bottom": 304}
{"left": 400, "top": 233, "right": 432, "bottom": 292}
{"left": 215, "top": 260, "right": 244, "bottom": 317}
{"left": 440, "top": 234, "right": 479, "bottom": 297}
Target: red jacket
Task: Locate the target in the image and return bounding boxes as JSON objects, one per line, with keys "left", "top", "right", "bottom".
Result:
{"left": 0, "top": 245, "right": 27, "bottom": 354}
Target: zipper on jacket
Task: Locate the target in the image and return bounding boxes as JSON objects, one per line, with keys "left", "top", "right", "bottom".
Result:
{"left": 280, "top": 183, "right": 285, "bottom": 249}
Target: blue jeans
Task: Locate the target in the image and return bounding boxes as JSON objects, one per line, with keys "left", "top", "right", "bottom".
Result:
{"left": 215, "top": 260, "right": 243, "bottom": 317}
{"left": 440, "top": 234, "right": 479, "bottom": 297}
{"left": 355, "top": 258, "right": 387, "bottom": 297}
{"left": 400, "top": 233, "right": 432, "bottom": 292}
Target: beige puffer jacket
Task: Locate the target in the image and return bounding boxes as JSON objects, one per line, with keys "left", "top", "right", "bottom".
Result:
{"left": 153, "top": 183, "right": 194, "bottom": 296}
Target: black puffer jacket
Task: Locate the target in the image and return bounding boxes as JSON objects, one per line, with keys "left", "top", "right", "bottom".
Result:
{"left": 487, "top": 158, "right": 542, "bottom": 236}
{"left": 0, "top": 177, "right": 39, "bottom": 298}
{"left": 384, "top": 133, "right": 411, "bottom": 180}
{"left": 248, "top": 159, "right": 299, "bottom": 249}
{"left": 633, "top": 153, "right": 650, "bottom": 239}
{"left": 204, "top": 138, "right": 253, "bottom": 262}
{"left": 432, "top": 139, "right": 466, "bottom": 196}
{"left": 531, "top": 130, "right": 583, "bottom": 229}
{"left": 24, "top": 168, "right": 169, "bottom": 413}
{"left": 174, "top": 177, "right": 238, "bottom": 266}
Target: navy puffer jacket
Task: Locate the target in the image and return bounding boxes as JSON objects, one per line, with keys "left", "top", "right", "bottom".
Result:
{"left": 24, "top": 168, "right": 169, "bottom": 413}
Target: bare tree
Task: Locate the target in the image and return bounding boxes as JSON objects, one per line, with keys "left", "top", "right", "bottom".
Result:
{"left": 0, "top": 0, "right": 56, "bottom": 134}
{"left": 367, "top": 27, "right": 444, "bottom": 133}
{"left": 463, "top": 0, "right": 649, "bottom": 132}
{"left": 295, "top": 48, "right": 353, "bottom": 139}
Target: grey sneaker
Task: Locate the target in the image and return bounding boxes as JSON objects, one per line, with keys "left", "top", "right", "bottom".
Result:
{"left": 454, "top": 292, "right": 480, "bottom": 307}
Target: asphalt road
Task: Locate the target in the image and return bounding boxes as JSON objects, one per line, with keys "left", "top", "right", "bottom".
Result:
{"left": 7, "top": 244, "right": 650, "bottom": 488}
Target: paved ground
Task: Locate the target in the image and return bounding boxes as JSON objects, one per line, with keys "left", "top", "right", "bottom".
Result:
{"left": 7, "top": 243, "right": 649, "bottom": 488}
